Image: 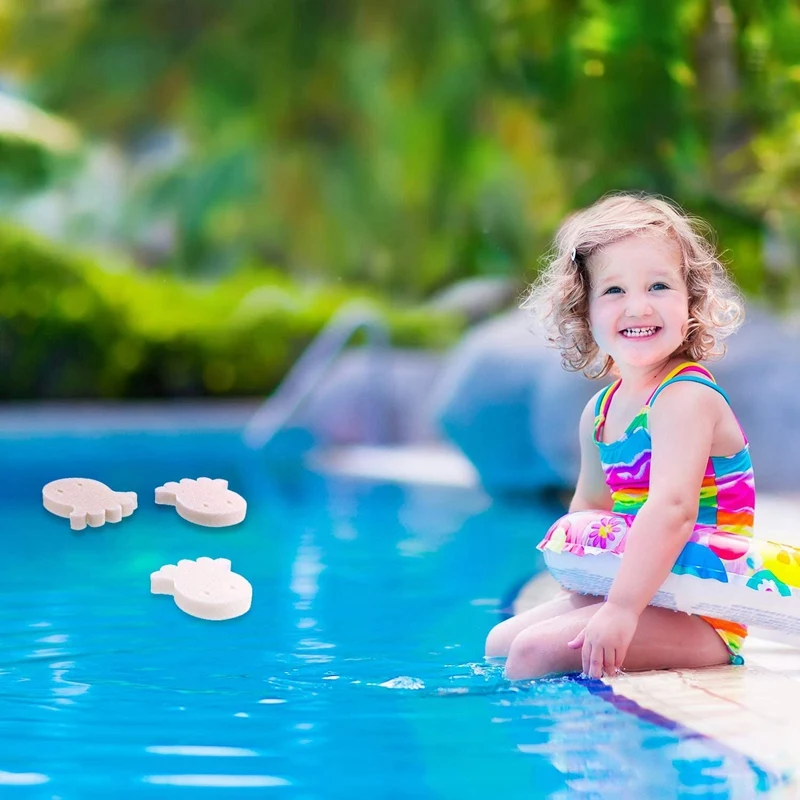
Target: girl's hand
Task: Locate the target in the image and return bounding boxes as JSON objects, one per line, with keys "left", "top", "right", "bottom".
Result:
{"left": 567, "top": 602, "right": 639, "bottom": 678}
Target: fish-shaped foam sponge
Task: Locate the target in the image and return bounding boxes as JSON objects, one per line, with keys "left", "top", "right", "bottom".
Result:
{"left": 43, "top": 478, "right": 137, "bottom": 530}
{"left": 150, "top": 557, "right": 252, "bottom": 620}
{"left": 155, "top": 477, "right": 246, "bottom": 527}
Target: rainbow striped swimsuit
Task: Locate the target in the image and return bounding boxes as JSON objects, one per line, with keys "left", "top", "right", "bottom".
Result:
{"left": 593, "top": 361, "right": 755, "bottom": 663}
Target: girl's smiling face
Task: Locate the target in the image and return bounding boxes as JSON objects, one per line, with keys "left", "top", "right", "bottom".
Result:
{"left": 588, "top": 234, "right": 690, "bottom": 371}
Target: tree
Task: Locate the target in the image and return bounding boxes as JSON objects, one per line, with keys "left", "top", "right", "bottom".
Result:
{"left": 3, "top": 0, "right": 799, "bottom": 297}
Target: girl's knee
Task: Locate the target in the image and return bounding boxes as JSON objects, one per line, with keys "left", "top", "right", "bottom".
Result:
{"left": 505, "top": 629, "right": 568, "bottom": 681}
{"left": 485, "top": 619, "right": 515, "bottom": 658}
{"left": 504, "top": 630, "right": 541, "bottom": 680}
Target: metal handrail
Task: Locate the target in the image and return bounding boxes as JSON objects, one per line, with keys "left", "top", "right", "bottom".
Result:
{"left": 243, "top": 301, "right": 390, "bottom": 450}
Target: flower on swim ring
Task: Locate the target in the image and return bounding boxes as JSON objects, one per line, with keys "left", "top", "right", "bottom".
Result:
{"left": 586, "top": 516, "right": 624, "bottom": 550}
{"left": 544, "top": 525, "right": 568, "bottom": 554}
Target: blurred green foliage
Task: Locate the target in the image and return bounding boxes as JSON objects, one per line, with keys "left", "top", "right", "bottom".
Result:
{"left": 0, "top": 136, "right": 58, "bottom": 192}
{"left": 0, "top": 224, "right": 462, "bottom": 399}
{"left": 1, "top": 0, "right": 800, "bottom": 398}
{"left": 4, "top": 0, "right": 798, "bottom": 297}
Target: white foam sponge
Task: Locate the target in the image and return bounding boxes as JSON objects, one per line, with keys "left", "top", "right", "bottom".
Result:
{"left": 155, "top": 477, "right": 246, "bottom": 527}
{"left": 150, "top": 557, "right": 252, "bottom": 620}
{"left": 42, "top": 478, "right": 138, "bottom": 530}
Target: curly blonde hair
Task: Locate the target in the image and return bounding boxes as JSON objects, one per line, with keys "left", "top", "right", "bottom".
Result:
{"left": 522, "top": 192, "right": 745, "bottom": 379}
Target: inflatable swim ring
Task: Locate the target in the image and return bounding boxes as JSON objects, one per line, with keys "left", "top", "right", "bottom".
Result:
{"left": 538, "top": 510, "right": 800, "bottom": 634}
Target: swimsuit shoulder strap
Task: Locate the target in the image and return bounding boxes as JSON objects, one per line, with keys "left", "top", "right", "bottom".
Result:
{"left": 595, "top": 380, "right": 621, "bottom": 418}
{"left": 593, "top": 380, "right": 621, "bottom": 441}
{"left": 648, "top": 361, "right": 731, "bottom": 407}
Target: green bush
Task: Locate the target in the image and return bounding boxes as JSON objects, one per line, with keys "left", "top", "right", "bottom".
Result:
{"left": 0, "top": 225, "right": 464, "bottom": 400}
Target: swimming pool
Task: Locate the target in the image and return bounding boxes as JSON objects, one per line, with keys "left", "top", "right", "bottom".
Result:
{"left": 0, "top": 425, "right": 781, "bottom": 798}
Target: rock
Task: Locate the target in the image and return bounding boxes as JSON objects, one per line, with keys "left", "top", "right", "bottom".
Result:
{"left": 430, "top": 310, "right": 572, "bottom": 494}
{"left": 293, "top": 348, "right": 445, "bottom": 446}
{"left": 256, "top": 298, "right": 800, "bottom": 496}
{"left": 709, "top": 307, "right": 800, "bottom": 493}
{"left": 529, "top": 359, "right": 602, "bottom": 486}
{"left": 425, "top": 276, "right": 519, "bottom": 324}
{"left": 430, "top": 304, "right": 800, "bottom": 496}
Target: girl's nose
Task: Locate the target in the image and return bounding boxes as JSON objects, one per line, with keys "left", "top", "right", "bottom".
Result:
{"left": 625, "top": 293, "right": 653, "bottom": 318}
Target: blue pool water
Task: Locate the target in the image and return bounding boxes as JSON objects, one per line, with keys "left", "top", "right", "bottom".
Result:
{"left": 0, "top": 427, "right": 780, "bottom": 798}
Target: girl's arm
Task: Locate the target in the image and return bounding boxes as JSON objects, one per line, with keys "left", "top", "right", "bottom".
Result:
{"left": 570, "top": 393, "right": 614, "bottom": 513}
{"left": 569, "top": 381, "right": 723, "bottom": 677}
{"left": 605, "top": 381, "right": 723, "bottom": 614}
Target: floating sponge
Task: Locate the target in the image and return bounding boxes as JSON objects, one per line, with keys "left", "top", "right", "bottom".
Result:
{"left": 150, "top": 557, "right": 252, "bottom": 620}
{"left": 43, "top": 478, "right": 137, "bottom": 530}
{"left": 155, "top": 477, "right": 246, "bottom": 527}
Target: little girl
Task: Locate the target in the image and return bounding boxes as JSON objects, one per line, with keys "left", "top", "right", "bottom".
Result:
{"left": 485, "top": 193, "right": 753, "bottom": 680}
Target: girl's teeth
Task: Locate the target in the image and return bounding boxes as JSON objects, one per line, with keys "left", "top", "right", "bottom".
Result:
{"left": 622, "top": 327, "right": 657, "bottom": 337}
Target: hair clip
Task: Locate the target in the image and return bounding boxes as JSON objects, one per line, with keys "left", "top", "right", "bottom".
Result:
{"left": 571, "top": 247, "right": 576, "bottom": 262}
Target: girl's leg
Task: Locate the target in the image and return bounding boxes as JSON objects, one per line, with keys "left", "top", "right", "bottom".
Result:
{"left": 504, "top": 603, "right": 730, "bottom": 680}
{"left": 485, "top": 591, "right": 602, "bottom": 657}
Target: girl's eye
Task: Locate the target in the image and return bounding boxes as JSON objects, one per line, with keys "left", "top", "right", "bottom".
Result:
{"left": 650, "top": 283, "right": 669, "bottom": 291}
{"left": 604, "top": 286, "right": 622, "bottom": 295}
